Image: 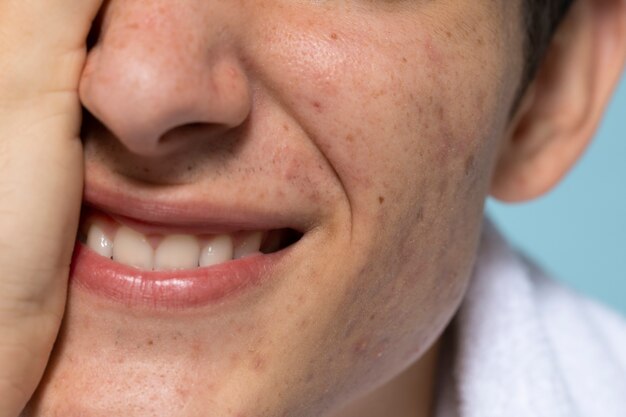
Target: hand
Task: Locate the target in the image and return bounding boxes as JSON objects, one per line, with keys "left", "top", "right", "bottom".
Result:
{"left": 0, "top": 1, "right": 104, "bottom": 416}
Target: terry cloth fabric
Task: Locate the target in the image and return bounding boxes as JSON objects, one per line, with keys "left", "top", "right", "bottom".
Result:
{"left": 434, "top": 220, "right": 626, "bottom": 417}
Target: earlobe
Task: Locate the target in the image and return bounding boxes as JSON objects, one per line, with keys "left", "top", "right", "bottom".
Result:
{"left": 491, "top": 0, "right": 626, "bottom": 203}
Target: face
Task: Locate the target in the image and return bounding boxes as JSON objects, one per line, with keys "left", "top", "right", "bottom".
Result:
{"left": 25, "top": 1, "right": 525, "bottom": 416}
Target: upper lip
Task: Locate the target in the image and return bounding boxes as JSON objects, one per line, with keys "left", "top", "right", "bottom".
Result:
{"left": 83, "top": 179, "right": 313, "bottom": 236}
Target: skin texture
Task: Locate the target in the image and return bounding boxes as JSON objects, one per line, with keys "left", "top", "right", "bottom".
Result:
{"left": 2, "top": 0, "right": 624, "bottom": 416}
{"left": 20, "top": 1, "right": 524, "bottom": 416}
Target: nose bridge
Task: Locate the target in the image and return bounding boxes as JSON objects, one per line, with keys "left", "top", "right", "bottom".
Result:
{"left": 80, "top": 0, "right": 251, "bottom": 157}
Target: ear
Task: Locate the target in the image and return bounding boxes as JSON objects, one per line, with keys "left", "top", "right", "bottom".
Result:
{"left": 491, "top": 0, "right": 626, "bottom": 203}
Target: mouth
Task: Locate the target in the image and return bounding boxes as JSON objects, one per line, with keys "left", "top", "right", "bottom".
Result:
{"left": 71, "top": 196, "right": 305, "bottom": 310}
{"left": 78, "top": 209, "right": 303, "bottom": 271}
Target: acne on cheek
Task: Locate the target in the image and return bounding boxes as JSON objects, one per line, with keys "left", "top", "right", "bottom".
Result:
{"left": 417, "top": 41, "right": 495, "bottom": 192}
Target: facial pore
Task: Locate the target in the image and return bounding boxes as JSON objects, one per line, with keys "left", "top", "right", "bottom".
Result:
{"left": 25, "top": 1, "right": 525, "bottom": 416}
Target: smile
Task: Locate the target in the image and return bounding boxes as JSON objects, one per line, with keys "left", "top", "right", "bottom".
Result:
{"left": 70, "top": 187, "right": 305, "bottom": 310}
{"left": 79, "top": 211, "right": 299, "bottom": 271}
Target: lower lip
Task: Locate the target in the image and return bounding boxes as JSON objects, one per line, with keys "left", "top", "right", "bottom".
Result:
{"left": 70, "top": 242, "right": 289, "bottom": 310}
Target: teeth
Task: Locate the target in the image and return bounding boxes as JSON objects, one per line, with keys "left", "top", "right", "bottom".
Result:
{"left": 86, "top": 224, "right": 113, "bottom": 258}
{"left": 84, "top": 218, "right": 284, "bottom": 271}
{"left": 113, "top": 226, "right": 154, "bottom": 270}
{"left": 200, "top": 235, "right": 234, "bottom": 267}
{"left": 155, "top": 235, "right": 201, "bottom": 271}
{"left": 233, "top": 231, "right": 263, "bottom": 259}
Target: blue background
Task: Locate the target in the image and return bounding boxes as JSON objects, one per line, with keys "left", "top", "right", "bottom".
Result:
{"left": 487, "top": 74, "right": 626, "bottom": 316}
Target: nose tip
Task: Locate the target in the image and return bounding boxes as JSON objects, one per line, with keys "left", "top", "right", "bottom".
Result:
{"left": 79, "top": 9, "right": 252, "bottom": 158}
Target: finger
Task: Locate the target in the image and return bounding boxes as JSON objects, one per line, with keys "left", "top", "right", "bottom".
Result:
{"left": 0, "top": 1, "right": 104, "bottom": 415}
{"left": 0, "top": 0, "right": 105, "bottom": 100}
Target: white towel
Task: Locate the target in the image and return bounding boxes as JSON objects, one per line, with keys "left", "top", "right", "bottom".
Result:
{"left": 435, "top": 220, "right": 626, "bottom": 417}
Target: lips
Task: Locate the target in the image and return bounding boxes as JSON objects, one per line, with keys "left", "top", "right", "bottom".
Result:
{"left": 70, "top": 185, "right": 304, "bottom": 309}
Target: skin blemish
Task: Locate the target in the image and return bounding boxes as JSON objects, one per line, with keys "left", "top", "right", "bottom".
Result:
{"left": 230, "top": 352, "right": 241, "bottom": 366}
{"left": 353, "top": 338, "right": 370, "bottom": 356}
{"left": 378, "top": 196, "right": 385, "bottom": 204}
{"left": 415, "top": 207, "right": 425, "bottom": 224}
{"left": 436, "top": 105, "right": 444, "bottom": 122}
{"left": 251, "top": 353, "right": 267, "bottom": 372}
{"left": 464, "top": 154, "right": 476, "bottom": 177}
{"left": 345, "top": 134, "right": 355, "bottom": 143}
{"left": 330, "top": 32, "right": 338, "bottom": 40}
{"left": 311, "top": 101, "right": 323, "bottom": 112}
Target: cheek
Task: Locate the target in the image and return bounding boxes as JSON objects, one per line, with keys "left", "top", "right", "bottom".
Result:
{"left": 257, "top": 9, "right": 509, "bottom": 400}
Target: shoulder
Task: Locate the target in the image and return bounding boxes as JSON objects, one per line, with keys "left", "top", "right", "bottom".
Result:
{"left": 526, "top": 260, "right": 626, "bottom": 375}
{"left": 442, "top": 219, "right": 626, "bottom": 417}
{"left": 524, "top": 260, "right": 626, "bottom": 415}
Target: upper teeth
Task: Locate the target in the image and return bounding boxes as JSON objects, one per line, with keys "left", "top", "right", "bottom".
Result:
{"left": 84, "top": 218, "right": 266, "bottom": 271}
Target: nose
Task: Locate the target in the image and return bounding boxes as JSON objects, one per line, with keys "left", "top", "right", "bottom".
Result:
{"left": 79, "top": 1, "right": 252, "bottom": 158}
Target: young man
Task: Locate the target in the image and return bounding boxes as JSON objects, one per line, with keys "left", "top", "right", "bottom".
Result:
{"left": 1, "top": 0, "right": 625, "bottom": 416}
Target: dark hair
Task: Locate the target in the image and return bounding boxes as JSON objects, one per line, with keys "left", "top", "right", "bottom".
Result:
{"left": 523, "top": 0, "right": 576, "bottom": 87}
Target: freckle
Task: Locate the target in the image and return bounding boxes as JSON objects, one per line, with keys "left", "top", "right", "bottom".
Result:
{"left": 345, "top": 134, "right": 354, "bottom": 143}
{"left": 464, "top": 155, "right": 475, "bottom": 176}
{"left": 176, "top": 386, "right": 190, "bottom": 398}
{"left": 372, "top": 88, "right": 386, "bottom": 99}
{"left": 330, "top": 32, "right": 338, "bottom": 40}
{"left": 306, "top": 372, "right": 314, "bottom": 382}
{"left": 378, "top": 196, "right": 385, "bottom": 204}
{"left": 299, "top": 318, "right": 309, "bottom": 328}
{"left": 402, "top": 56, "right": 408, "bottom": 63}
{"left": 416, "top": 207, "right": 424, "bottom": 223}
{"left": 369, "top": 313, "right": 377, "bottom": 321}
{"left": 446, "top": 31, "right": 452, "bottom": 39}
{"left": 436, "top": 105, "right": 444, "bottom": 121}
{"left": 283, "top": 124, "right": 290, "bottom": 131}
{"left": 147, "top": 339, "right": 154, "bottom": 346}
{"left": 187, "top": 165, "right": 192, "bottom": 171}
